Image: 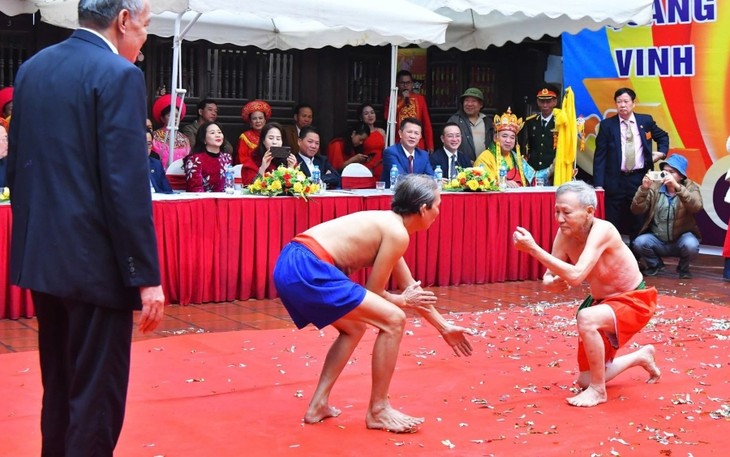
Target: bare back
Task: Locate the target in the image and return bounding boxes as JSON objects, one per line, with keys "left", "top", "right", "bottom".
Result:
{"left": 554, "top": 218, "right": 643, "bottom": 299}
{"left": 303, "top": 210, "right": 410, "bottom": 289}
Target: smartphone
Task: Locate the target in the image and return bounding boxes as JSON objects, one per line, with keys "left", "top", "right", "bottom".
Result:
{"left": 270, "top": 146, "right": 291, "bottom": 159}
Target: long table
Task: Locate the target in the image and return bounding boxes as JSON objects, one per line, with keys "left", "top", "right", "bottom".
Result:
{"left": 1, "top": 188, "right": 604, "bottom": 319}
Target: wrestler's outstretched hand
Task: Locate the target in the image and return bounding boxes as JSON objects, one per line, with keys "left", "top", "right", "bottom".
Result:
{"left": 441, "top": 324, "right": 474, "bottom": 357}
{"left": 513, "top": 226, "right": 537, "bottom": 252}
{"left": 402, "top": 281, "right": 437, "bottom": 308}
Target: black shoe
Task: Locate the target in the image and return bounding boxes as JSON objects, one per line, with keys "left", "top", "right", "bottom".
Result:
{"left": 678, "top": 270, "right": 692, "bottom": 279}
{"left": 644, "top": 266, "right": 664, "bottom": 276}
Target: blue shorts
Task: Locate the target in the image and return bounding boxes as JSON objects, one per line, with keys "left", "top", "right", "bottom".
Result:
{"left": 273, "top": 241, "right": 367, "bottom": 329}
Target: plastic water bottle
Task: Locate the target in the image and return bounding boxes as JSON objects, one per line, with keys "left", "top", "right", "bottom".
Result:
{"left": 311, "top": 165, "right": 321, "bottom": 186}
{"left": 499, "top": 163, "right": 508, "bottom": 190}
{"left": 224, "top": 164, "right": 235, "bottom": 194}
{"left": 434, "top": 165, "right": 443, "bottom": 189}
{"left": 389, "top": 164, "right": 399, "bottom": 189}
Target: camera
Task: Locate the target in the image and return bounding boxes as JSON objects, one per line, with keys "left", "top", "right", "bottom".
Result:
{"left": 647, "top": 171, "right": 666, "bottom": 181}
{"left": 270, "top": 146, "right": 291, "bottom": 159}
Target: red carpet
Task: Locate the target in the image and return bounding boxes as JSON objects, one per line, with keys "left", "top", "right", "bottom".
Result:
{"left": 2, "top": 295, "right": 729, "bottom": 456}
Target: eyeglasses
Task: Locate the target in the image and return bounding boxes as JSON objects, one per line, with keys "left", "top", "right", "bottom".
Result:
{"left": 397, "top": 80, "right": 413, "bottom": 86}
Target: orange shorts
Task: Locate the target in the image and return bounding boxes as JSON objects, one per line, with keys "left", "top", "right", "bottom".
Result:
{"left": 577, "top": 287, "right": 657, "bottom": 371}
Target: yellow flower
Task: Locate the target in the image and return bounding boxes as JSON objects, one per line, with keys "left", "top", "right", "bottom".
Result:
{"left": 466, "top": 179, "right": 479, "bottom": 191}
{"left": 270, "top": 180, "right": 282, "bottom": 191}
{"left": 457, "top": 171, "right": 466, "bottom": 180}
{"left": 310, "top": 183, "right": 320, "bottom": 194}
{"left": 292, "top": 182, "right": 303, "bottom": 193}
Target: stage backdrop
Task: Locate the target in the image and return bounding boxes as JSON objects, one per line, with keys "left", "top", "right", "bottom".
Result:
{"left": 563, "top": 0, "right": 729, "bottom": 246}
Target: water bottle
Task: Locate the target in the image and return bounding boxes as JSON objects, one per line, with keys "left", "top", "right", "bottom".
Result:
{"left": 434, "top": 165, "right": 443, "bottom": 189}
{"left": 311, "top": 165, "right": 321, "bottom": 186}
{"left": 224, "top": 164, "right": 235, "bottom": 194}
{"left": 389, "top": 164, "right": 399, "bottom": 189}
{"left": 499, "top": 163, "right": 508, "bottom": 190}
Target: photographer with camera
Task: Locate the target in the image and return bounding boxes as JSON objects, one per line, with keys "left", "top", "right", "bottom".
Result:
{"left": 630, "top": 154, "right": 703, "bottom": 278}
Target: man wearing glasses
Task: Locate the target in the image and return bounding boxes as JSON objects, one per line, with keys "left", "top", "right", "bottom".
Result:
{"left": 384, "top": 70, "right": 434, "bottom": 152}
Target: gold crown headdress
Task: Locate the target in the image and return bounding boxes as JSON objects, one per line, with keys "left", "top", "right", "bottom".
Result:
{"left": 493, "top": 107, "right": 523, "bottom": 134}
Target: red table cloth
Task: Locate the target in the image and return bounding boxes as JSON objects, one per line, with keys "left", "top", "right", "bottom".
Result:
{"left": 1, "top": 189, "right": 603, "bottom": 318}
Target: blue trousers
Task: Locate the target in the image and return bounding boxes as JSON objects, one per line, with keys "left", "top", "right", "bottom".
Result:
{"left": 633, "top": 232, "right": 700, "bottom": 273}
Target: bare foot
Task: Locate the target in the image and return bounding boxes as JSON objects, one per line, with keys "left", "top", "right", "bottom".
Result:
{"left": 304, "top": 404, "right": 341, "bottom": 424}
{"left": 366, "top": 407, "right": 425, "bottom": 433}
{"left": 639, "top": 344, "right": 661, "bottom": 384}
{"left": 566, "top": 385, "right": 607, "bottom": 407}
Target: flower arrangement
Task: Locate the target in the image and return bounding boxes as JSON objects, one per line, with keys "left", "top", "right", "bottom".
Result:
{"left": 247, "top": 165, "right": 320, "bottom": 199}
{"left": 0, "top": 187, "right": 9, "bottom": 202}
{"left": 443, "top": 167, "right": 498, "bottom": 192}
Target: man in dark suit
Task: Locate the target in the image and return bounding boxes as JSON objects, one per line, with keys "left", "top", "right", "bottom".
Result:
{"left": 7, "top": 1, "right": 164, "bottom": 455}
{"left": 296, "top": 126, "right": 341, "bottom": 189}
{"left": 593, "top": 87, "right": 669, "bottom": 241}
{"left": 381, "top": 117, "right": 434, "bottom": 188}
{"left": 283, "top": 103, "right": 314, "bottom": 155}
{"left": 430, "top": 122, "right": 473, "bottom": 180}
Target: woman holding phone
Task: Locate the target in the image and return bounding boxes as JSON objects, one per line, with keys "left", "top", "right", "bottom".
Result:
{"left": 327, "top": 122, "right": 371, "bottom": 173}
{"left": 240, "top": 122, "right": 297, "bottom": 185}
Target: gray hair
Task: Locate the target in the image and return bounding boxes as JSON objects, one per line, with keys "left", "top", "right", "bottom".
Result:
{"left": 555, "top": 180, "right": 597, "bottom": 209}
{"left": 391, "top": 175, "right": 438, "bottom": 215}
{"left": 78, "top": 0, "right": 145, "bottom": 29}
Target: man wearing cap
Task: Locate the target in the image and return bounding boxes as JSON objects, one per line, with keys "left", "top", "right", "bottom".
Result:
{"left": 447, "top": 87, "right": 491, "bottom": 163}
{"left": 630, "top": 154, "right": 702, "bottom": 279}
{"left": 522, "top": 83, "right": 559, "bottom": 182}
{"left": 594, "top": 87, "right": 669, "bottom": 243}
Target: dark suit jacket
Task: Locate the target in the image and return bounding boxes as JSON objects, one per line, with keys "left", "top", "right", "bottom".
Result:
{"left": 7, "top": 29, "right": 160, "bottom": 310}
{"left": 593, "top": 113, "right": 669, "bottom": 192}
{"left": 283, "top": 125, "right": 301, "bottom": 155}
{"left": 381, "top": 143, "right": 434, "bottom": 187}
{"left": 296, "top": 154, "right": 341, "bottom": 189}
{"left": 429, "top": 147, "right": 472, "bottom": 179}
{"left": 150, "top": 156, "right": 174, "bottom": 194}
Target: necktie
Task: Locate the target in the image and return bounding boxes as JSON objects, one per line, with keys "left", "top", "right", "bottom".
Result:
{"left": 542, "top": 118, "right": 547, "bottom": 128}
{"left": 449, "top": 154, "right": 457, "bottom": 179}
{"left": 623, "top": 120, "right": 635, "bottom": 171}
{"left": 408, "top": 155, "right": 414, "bottom": 174}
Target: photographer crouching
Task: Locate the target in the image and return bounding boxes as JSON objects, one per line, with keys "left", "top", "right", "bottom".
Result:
{"left": 630, "top": 154, "right": 703, "bottom": 279}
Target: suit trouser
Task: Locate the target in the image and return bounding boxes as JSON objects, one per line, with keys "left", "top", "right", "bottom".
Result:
{"left": 604, "top": 172, "right": 645, "bottom": 241}
{"left": 33, "top": 292, "right": 133, "bottom": 457}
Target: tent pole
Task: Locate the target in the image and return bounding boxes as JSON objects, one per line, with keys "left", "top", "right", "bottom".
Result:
{"left": 166, "top": 12, "right": 202, "bottom": 169}
{"left": 387, "top": 44, "right": 398, "bottom": 147}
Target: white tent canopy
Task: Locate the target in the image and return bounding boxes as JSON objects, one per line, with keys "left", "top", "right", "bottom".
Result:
{"left": 409, "top": 0, "right": 654, "bottom": 50}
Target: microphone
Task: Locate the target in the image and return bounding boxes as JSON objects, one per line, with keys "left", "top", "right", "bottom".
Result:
{"left": 402, "top": 89, "right": 410, "bottom": 106}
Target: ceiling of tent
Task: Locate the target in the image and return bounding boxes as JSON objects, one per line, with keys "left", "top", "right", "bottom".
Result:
{"left": 0, "top": 1, "right": 450, "bottom": 49}
{"left": 408, "top": 0, "right": 655, "bottom": 50}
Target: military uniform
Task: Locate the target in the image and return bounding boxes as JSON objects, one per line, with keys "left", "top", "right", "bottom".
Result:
{"left": 523, "top": 113, "right": 556, "bottom": 172}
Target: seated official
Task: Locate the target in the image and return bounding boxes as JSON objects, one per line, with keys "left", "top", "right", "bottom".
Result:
{"left": 630, "top": 154, "right": 702, "bottom": 279}
{"left": 184, "top": 121, "right": 232, "bottom": 192}
{"left": 430, "top": 122, "right": 473, "bottom": 180}
{"left": 146, "top": 130, "right": 173, "bottom": 194}
{"left": 474, "top": 108, "right": 542, "bottom": 187}
{"left": 240, "top": 122, "right": 298, "bottom": 185}
{"left": 297, "top": 126, "right": 340, "bottom": 189}
{"left": 380, "top": 117, "right": 434, "bottom": 188}
{"left": 327, "top": 123, "right": 371, "bottom": 173}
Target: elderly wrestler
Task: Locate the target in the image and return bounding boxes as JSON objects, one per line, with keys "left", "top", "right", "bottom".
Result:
{"left": 513, "top": 181, "right": 660, "bottom": 407}
{"left": 273, "top": 175, "right": 473, "bottom": 433}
